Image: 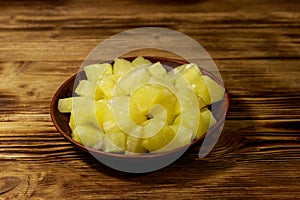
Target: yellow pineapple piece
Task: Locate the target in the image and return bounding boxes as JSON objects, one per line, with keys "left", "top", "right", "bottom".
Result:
{"left": 126, "top": 135, "right": 147, "bottom": 154}
{"left": 113, "top": 58, "right": 134, "bottom": 81}
{"left": 101, "top": 102, "right": 118, "bottom": 133}
{"left": 97, "top": 74, "right": 116, "bottom": 99}
{"left": 73, "top": 125, "right": 104, "bottom": 150}
{"left": 94, "top": 99, "right": 108, "bottom": 130}
{"left": 115, "top": 67, "right": 150, "bottom": 96}
{"left": 142, "top": 105, "right": 167, "bottom": 138}
{"left": 174, "top": 63, "right": 224, "bottom": 106}
{"left": 84, "top": 63, "right": 112, "bottom": 83}
{"left": 202, "top": 75, "right": 225, "bottom": 104}
{"left": 128, "top": 101, "right": 148, "bottom": 125}
{"left": 58, "top": 97, "right": 74, "bottom": 113}
{"left": 147, "top": 62, "right": 167, "bottom": 79}
{"left": 103, "top": 131, "right": 127, "bottom": 152}
{"left": 192, "top": 75, "right": 225, "bottom": 106}
{"left": 132, "top": 56, "right": 152, "bottom": 67}
{"left": 59, "top": 97, "right": 101, "bottom": 129}
{"left": 141, "top": 126, "right": 175, "bottom": 152}
{"left": 110, "top": 96, "right": 145, "bottom": 136}
{"left": 196, "top": 107, "right": 216, "bottom": 139}
{"left": 69, "top": 111, "right": 76, "bottom": 131}
{"left": 159, "top": 89, "right": 177, "bottom": 124}
{"left": 156, "top": 125, "right": 193, "bottom": 152}
{"left": 175, "top": 88, "right": 199, "bottom": 139}
{"left": 130, "top": 84, "right": 164, "bottom": 115}
{"left": 75, "top": 80, "right": 103, "bottom": 100}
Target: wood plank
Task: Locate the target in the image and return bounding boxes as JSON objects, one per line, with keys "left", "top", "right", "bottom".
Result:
{"left": 0, "top": 152, "right": 299, "bottom": 199}
{"left": 0, "top": 8, "right": 299, "bottom": 61}
{"left": 0, "top": 0, "right": 299, "bottom": 199}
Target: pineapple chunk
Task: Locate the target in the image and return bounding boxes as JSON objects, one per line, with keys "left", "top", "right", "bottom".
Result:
{"left": 147, "top": 62, "right": 167, "bottom": 79}
{"left": 159, "top": 89, "right": 177, "bottom": 124}
{"left": 113, "top": 58, "right": 134, "bottom": 81}
{"left": 115, "top": 67, "right": 150, "bottom": 96}
{"left": 156, "top": 125, "right": 193, "bottom": 153}
{"left": 191, "top": 75, "right": 225, "bottom": 106}
{"left": 174, "top": 63, "right": 202, "bottom": 81}
{"left": 148, "top": 76, "right": 176, "bottom": 93}
{"left": 58, "top": 97, "right": 75, "bottom": 113}
{"left": 126, "top": 135, "right": 147, "bottom": 154}
{"left": 84, "top": 63, "right": 112, "bottom": 83}
{"left": 58, "top": 96, "right": 97, "bottom": 114}
{"left": 111, "top": 96, "right": 145, "bottom": 135}
{"left": 130, "top": 84, "right": 164, "bottom": 115}
{"left": 174, "top": 63, "right": 224, "bottom": 106}
{"left": 128, "top": 101, "right": 147, "bottom": 125}
{"left": 58, "top": 97, "right": 102, "bottom": 129}
{"left": 142, "top": 104, "right": 167, "bottom": 138}
{"left": 73, "top": 125, "right": 104, "bottom": 150}
{"left": 196, "top": 107, "right": 217, "bottom": 139}
{"left": 95, "top": 99, "right": 108, "bottom": 129}
{"left": 72, "top": 128, "right": 82, "bottom": 144}
{"left": 132, "top": 56, "right": 152, "bottom": 67}
{"left": 97, "top": 74, "right": 116, "bottom": 99}
{"left": 103, "top": 131, "right": 127, "bottom": 153}
{"left": 75, "top": 80, "right": 103, "bottom": 100}
{"left": 202, "top": 75, "right": 225, "bottom": 104}
{"left": 174, "top": 64, "right": 202, "bottom": 89}
{"left": 130, "top": 83, "right": 176, "bottom": 124}
{"left": 175, "top": 88, "right": 199, "bottom": 139}
{"left": 71, "top": 97, "right": 102, "bottom": 129}
{"left": 141, "top": 126, "right": 175, "bottom": 152}
{"left": 101, "top": 101, "right": 118, "bottom": 133}
{"left": 69, "top": 111, "right": 76, "bottom": 131}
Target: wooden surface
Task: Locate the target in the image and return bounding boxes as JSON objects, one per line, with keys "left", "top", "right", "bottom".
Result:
{"left": 0, "top": 0, "right": 299, "bottom": 199}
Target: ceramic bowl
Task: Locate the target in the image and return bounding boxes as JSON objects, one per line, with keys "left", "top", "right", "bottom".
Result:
{"left": 50, "top": 57, "right": 229, "bottom": 173}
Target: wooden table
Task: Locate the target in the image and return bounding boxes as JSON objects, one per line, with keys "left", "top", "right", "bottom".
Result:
{"left": 0, "top": 0, "right": 299, "bottom": 199}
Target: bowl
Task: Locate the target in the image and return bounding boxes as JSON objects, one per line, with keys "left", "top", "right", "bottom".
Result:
{"left": 50, "top": 57, "right": 229, "bottom": 173}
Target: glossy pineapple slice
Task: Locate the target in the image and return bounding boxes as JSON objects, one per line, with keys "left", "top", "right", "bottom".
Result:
{"left": 73, "top": 125, "right": 104, "bottom": 150}
{"left": 84, "top": 63, "right": 112, "bottom": 83}
{"left": 141, "top": 126, "right": 175, "bottom": 152}
{"left": 142, "top": 104, "right": 167, "bottom": 138}
{"left": 97, "top": 74, "right": 116, "bottom": 99}
{"left": 175, "top": 87, "right": 199, "bottom": 139}
{"left": 126, "top": 135, "right": 147, "bottom": 154}
{"left": 102, "top": 131, "right": 127, "bottom": 153}
{"left": 202, "top": 75, "right": 225, "bottom": 104}
{"left": 130, "top": 84, "right": 165, "bottom": 115}
{"left": 111, "top": 96, "right": 146, "bottom": 136}
{"left": 132, "top": 56, "right": 152, "bottom": 67}
{"left": 114, "top": 67, "right": 150, "bottom": 96}
{"left": 147, "top": 62, "right": 167, "bottom": 79}
{"left": 113, "top": 58, "right": 134, "bottom": 81}
{"left": 156, "top": 125, "right": 193, "bottom": 153}
{"left": 75, "top": 80, "right": 103, "bottom": 100}
{"left": 196, "top": 107, "right": 217, "bottom": 139}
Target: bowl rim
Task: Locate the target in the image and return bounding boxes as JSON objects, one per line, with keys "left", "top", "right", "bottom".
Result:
{"left": 50, "top": 56, "right": 230, "bottom": 159}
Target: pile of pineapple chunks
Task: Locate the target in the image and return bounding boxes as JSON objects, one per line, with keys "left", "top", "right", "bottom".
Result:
{"left": 58, "top": 56, "right": 225, "bottom": 154}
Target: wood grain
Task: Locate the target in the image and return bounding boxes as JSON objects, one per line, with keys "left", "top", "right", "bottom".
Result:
{"left": 0, "top": 0, "right": 299, "bottom": 199}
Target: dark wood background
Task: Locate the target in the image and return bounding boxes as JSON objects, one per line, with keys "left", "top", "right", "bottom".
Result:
{"left": 0, "top": 0, "right": 299, "bottom": 199}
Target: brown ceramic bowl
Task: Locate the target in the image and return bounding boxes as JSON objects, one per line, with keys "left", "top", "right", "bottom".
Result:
{"left": 50, "top": 57, "right": 229, "bottom": 173}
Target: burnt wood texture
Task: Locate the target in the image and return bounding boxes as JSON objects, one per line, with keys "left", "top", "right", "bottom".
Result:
{"left": 0, "top": 0, "right": 299, "bottom": 199}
